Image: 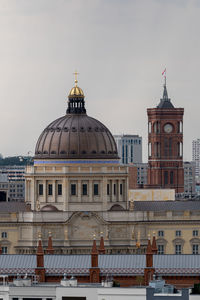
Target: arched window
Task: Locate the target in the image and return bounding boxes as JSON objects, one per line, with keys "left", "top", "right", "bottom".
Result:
{"left": 148, "top": 143, "right": 152, "bottom": 157}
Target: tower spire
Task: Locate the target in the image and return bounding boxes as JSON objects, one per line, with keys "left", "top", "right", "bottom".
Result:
{"left": 73, "top": 71, "right": 79, "bottom": 87}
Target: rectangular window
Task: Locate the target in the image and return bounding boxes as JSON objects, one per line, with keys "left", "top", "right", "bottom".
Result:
{"left": 58, "top": 184, "right": 62, "bottom": 196}
{"left": 164, "top": 138, "right": 168, "bottom": 157}
{"left": 71, "top": 184, "right": 76, "bottom": 196}
{"left": 2, "top": 232, "right": 7, "bottom": 238}
{"left": 175, "top": 244, "right": 182, "bottom": 255}
{"left": 39, "top": 184, "right": 44, "bottom": 195}
{"left": 107, "top": 184, "right": 110, "bottom": 195}
{"left": 193, "top": 244, "right": 199, "bottom": 254}
{"left": 82, "top": 184, "right": 87, "bottom": 196}
{"left": 176, "top": 230, "right": 181, "bottom": 237}
{"left": 158, "top": 245, "right": 164, "bottom": 255}
{"left": 193, "top": 230, "right": 198, "bottom": 237}
{"left": 164, "top": 171, "right": 168, "bottom": 185}
{"left": 48, "top": 184, "right": 53, "bottom": 196}
{"left": 158, "top": 230, "right": 164, "bottom": 237}
{"left": 113, "top": 184, "right": 116, "bottom": 195}
{"left": 2, "top": 247, "right": 7, "bottom": 254}
{"left": 94, "top": 184, "right": 99, "bottom": 196}
{"left": 120, "top": 183, "right": 123, "bottom": 195}
{"left": 169, "top": 138, "right": 172, "bottom": 156}
{"left": 170, "top": 171, "right": 174, "bottom": 184}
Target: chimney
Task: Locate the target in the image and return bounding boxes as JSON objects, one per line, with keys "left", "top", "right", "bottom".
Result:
{"left": 90, "top": 235, "right": 100, "bottom": 283}
{"left": 46, "top": 232, "right": 54, "bottom": 254}
{"left": 35, "top": 232, "right": 45, "bottom": 282}
{"left": 144, "top": 235, "right": 155, "bottom": 286}
{"left": 152, "top": 232, "right": 158, "bottom": 254}
{"left": 98, "top": 232, "right": 105, "bottom": 254}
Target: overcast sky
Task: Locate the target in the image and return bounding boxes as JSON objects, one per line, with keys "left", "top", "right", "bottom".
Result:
{"left": 0, "top": 0, "right": 199, "bottom": 162}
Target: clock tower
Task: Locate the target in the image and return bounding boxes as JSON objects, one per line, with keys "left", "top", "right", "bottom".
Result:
{"left": 146, "top": 83, "right": 184, "bottom": 194}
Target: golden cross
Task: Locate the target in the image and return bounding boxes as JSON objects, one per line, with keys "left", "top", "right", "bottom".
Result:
{"left": 73, "top": 71, "right": 79, "bottom": 86}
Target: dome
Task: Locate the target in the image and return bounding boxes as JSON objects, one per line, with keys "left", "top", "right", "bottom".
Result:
{"left": 41, "top": 205, "right": 59, "bottom": 212}
{"left": 35, "top": 78, "right": 118, "bottom": 160}
{"left": 69, "top": 86, "right": 84, "bottom": 98}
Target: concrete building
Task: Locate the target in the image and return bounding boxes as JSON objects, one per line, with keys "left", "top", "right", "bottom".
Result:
{"left": 0, "top": 166, "right": 25, "bottom": 201}
{"left": 184, "top": 161, "right": 196, "bottom": 197}
{"left": 192, "top": 139, "right": 200, "bottom": 181}
{"left": 114, "top": 134, "right": 142, "bottom": 164}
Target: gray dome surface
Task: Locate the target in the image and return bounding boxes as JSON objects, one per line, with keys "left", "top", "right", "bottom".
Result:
{"left": 35, "top": 114, "right": 118, "bottom": 160}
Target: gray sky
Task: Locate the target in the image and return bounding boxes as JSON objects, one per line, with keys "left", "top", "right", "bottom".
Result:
{"left": 0, "top": 0, "right": 199, "bottom": 162}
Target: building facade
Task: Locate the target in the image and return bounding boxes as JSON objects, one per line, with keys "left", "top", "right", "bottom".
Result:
{"left": 192, "top": 139, "right": 200, "bottom": 181}
{"left": 146, "top": 84, "right": 184, "bottom": 193}
{"left": 114, "top": 135, "right": 142, "bottom": 164}
{"left": 0, "top": 79, "right": 199, "bottom": 257}
{"left": 184, "top": 161, "right": 196, "bottom": 197}
{"left": 0, "top": 166, "right": 25, "bottom": 201}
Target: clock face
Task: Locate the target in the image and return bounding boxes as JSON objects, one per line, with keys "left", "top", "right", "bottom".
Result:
{"left": 164, "top": 123, "right": 173, "bottom": 133}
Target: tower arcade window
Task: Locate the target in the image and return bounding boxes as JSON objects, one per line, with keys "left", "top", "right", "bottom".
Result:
{"left": 148, "top": 122, "right": 152, "bottom": 133}
{"left": 148, "top": 143, "right": 152, "bottom": 157}
{"left": 164, "top": 171, "right": 168, "bottom": 184}
{"left": 170, "top": 171, "right": 174, "bottom": 184}
{"left": 164, "top": 138, "right": 168, "bottom": 157}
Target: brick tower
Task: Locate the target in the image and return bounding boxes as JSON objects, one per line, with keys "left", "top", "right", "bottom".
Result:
{"left": 147, "top": 81, "right": 184, "bottom": 193}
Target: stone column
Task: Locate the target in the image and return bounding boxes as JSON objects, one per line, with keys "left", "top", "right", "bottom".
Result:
{"left": 63, "top": 177, "right": 69, "bottom": 211}
{"left": 111, "top": 180, "right": 114, "bottom": 202}
{"left": 78, "top": 180, "right": 81, "bottom": 202}
{"left": 44, "top": 180, "right": 47, "bottom": 203}
{"left": 102, "top": 177, "right": 107, "bottom": 211}
{"left": 117, "top": 180, "right": 120, "bottom": 202}
{"left": 89, "top": 179, "right": 93, "bottom": 202}
{"left": 53, "top": 180, "right": 56, "bottom": 203}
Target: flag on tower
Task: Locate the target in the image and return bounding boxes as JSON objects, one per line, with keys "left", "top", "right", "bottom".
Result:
{"left": 162, "top": 68, "right": 166, "bottom": 76}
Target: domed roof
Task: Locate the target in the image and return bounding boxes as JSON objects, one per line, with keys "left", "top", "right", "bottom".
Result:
{"left": 35, "top": 77, "right": 118, "bottom": 160}
{"left": 69, "top": 85, "right": 84, "bottom": 98}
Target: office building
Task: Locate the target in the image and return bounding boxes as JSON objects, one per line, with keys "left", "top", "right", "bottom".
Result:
{"left": 114, "top": 135, "right": 142, "bottom": 164}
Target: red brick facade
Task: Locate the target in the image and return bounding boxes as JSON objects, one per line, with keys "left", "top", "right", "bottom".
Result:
{"left": 146, "top": 92, "right": 184, "bottom": 193}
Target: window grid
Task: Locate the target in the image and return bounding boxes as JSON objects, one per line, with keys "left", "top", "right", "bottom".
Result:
{"left": 48, "top": 184, "right": 53, "bottom": 196}
{"left": 71, "top": 184, "right": 76, "bottom": 196}
{"left": 2, "top": 232, "right": 7, "bottom": 238}
{"left": 158, "top": 230, "right": 164, "bottom": 237}
{"left": 39, "top": 184, "right": 43, "bottom": 196}
{"left": 158, "top": 245, "right": 164, "bottom": 255}
{"left": 82, "top": 184, "right": 87, "bottom": 196}
{"left": 175, "top": 230, "right": 181, "bottom": 237}
{"left": 193, "top": 230, "right": 198, "bottom": 237}
{"left": 94, "top": 184, "right": 99, "bottom": 196}
{"left": 193, "top": 244, "right": 199, "bottom": 254}
{"left": 175, "top": 244, "right": 182, "bottom": 255}
{"left": 57, "top": 184, "right": 62, "bottom": 196}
